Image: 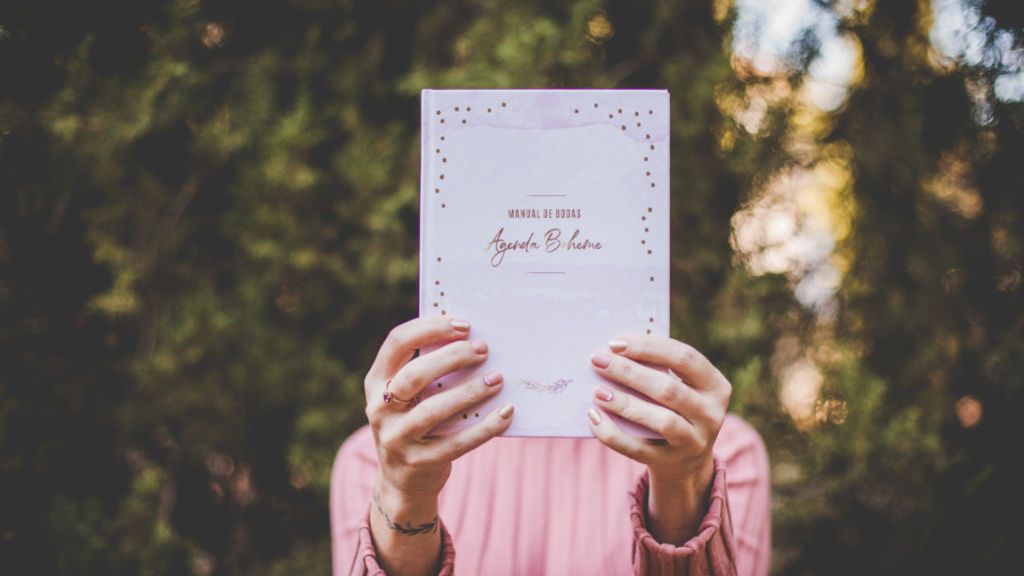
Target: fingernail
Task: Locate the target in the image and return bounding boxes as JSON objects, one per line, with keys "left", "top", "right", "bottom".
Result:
{"left": 587, "top": 408, "right": 602, "bottom": 425}
{"left": 591, "top": 352, "right": 611, "bottom": 369}
{"left": 451, "top": 319, "right": 471, "bottom": 331}
{"left": 472, "top": 339, "right": 488, "bottom": 354}
{"left": 482, "top": 371, "right": 503, "bottom": 387}
{"left": 595, "top": 387, "right": 614, "bottom": 402}
{"left": 608, "top": 339, "right": 627, "bottom": 352}
{"left": 499, "top": 404, "right": 515, "bottom": 419}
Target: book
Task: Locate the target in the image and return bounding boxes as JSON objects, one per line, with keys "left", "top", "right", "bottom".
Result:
{"left": 418, "top": 89, "right": 670, "bottom": 438}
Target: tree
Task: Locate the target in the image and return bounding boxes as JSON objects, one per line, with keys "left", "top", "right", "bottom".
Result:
{"left": 2, "top": 0, "right": 1020, "bottom": 573}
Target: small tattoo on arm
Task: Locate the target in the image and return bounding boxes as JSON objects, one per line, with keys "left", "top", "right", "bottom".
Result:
{"left": 373, "top": 488, "right": 439, "bottom": 536}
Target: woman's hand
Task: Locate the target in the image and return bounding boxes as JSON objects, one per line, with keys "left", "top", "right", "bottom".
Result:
{"left": 586, "top": 334, "right": 732, "bottom": 545}
{"left": 364, "top": 315, "right": 514, "bottom": 576}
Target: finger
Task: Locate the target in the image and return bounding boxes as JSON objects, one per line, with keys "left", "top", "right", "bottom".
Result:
{"left": 590, "top": 350, "right": 708, "bottom": 423}
{"left": 586, "top": 406, "right": 660, "bottom": 463}
{"left": 368, "top": 316, "right": 473, "bottom": 383}
{"left": 399, "top": 370, "right": 505, "bottom": 439}
{"left": 606, "top": 335, "right": 730, "bottom": 398}
{"left": 386, "top": 337, "right": 489, "bottom": 402}
{"left": 430, "top": 403, "right": 515, "bottom": 462}
{"left": 592, "top": 384, "right": 700, "bottom": 448}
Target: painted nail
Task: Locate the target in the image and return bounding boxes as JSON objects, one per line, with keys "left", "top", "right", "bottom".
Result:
{"left": 595, "top": 387, "right": 615, "bottom": 402}
{"left": 499, "top": 404, "right": 515, "bottom": 419}
{"left": 591, "top": 352, "right": 611, "bottom": 369}
{"left": 608, "top": 339, "right": 628, "bottom": 352}
{"left": 482, "top": 371, "right": 503, "bottom": 387}
{"left": 587, "top": 408, "right": 602, "bottom": 425}
{"left": 472, "top": 339, "right": 488, "bottom": 354}
{"left": 451, "top": 319, "right": 471, "bottom": 331}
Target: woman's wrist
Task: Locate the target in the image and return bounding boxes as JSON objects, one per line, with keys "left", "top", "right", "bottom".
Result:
{"left": 368, "top": 476, "right": 444, "bottom": 576}
{"left": 645, "top": 456, "right": 715, "bottom": 545}
{"left": 373, "top": 474, "right": 441, "bottom": 534}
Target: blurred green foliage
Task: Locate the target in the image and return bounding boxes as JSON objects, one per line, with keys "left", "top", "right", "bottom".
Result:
{"left": 1, "top": 0, "right": 1021, "bottom": 573}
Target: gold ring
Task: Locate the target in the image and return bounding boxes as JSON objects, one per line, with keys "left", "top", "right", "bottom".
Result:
{"left": 382, "top": 378, "right": 416, "bottom": 406}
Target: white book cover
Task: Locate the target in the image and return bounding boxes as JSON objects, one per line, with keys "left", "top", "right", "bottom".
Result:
{"left": 418, "top": 89, "right": 670, "bottom": 437}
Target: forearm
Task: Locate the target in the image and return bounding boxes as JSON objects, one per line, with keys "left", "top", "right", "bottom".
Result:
{"left": 368, "top": 478, "right": 444, "bottom": 576}
{"left": 646, "top": 457, "right": 715, "bottom": 545}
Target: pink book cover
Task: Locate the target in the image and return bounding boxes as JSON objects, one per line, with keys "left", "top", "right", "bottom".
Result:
{"left": 418, "top": 89, "right": 670, "bottom": 438}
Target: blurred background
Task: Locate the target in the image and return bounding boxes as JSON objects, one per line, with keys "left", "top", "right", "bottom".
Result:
{"left": 1, "top": 0, "right": 1022, "bottom": 573}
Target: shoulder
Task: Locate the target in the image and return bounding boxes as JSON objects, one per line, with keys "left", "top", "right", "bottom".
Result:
{"left": 331, "top": 424, "right": 378, "bottom": 483}
{"left": 341, "top": 423, "right": 375, "bottom": 453}
{"left": 713, "top": 414, "right": 770, "bottom": 477}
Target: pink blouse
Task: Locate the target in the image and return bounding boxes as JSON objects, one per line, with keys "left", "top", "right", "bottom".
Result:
{"left": 331, "top": 414, "right": 771, "bottom": 575}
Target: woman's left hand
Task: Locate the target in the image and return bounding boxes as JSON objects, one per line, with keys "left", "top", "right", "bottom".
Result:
{"left": 586, "top": 334, "right": 732, "bottom": 544}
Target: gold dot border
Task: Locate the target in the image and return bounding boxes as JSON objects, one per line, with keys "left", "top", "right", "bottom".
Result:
{"left": 431, "top": 98, "right": 662, "bottom": 379}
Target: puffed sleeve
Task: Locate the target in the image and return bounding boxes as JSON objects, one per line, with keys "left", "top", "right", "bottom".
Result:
{"left": 330, "top": 425, "right": 457, "bottom": 576}
{"left": 628, "top": 416, "right": 772, "bottom": 576}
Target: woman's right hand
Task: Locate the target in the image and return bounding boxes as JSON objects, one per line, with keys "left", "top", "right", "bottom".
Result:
{"left": 363, "top": 315, "right": 513, "bottom": 574}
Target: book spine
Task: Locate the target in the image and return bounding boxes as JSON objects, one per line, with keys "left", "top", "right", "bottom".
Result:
{"left": 662, "top": 90, "right": 671, "bottom": 337}
{"left": 419, "top": 89, "right": 432, "bottom": 320}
